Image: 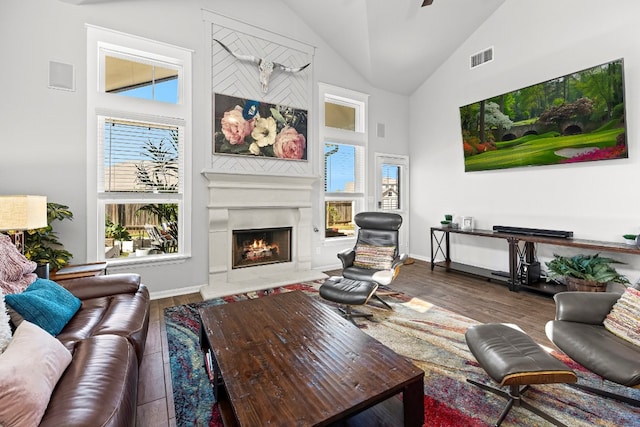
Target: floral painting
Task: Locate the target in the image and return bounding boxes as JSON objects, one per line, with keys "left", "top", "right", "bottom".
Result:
{"left": 213, "top": 94, "right": 308, "bottom": 160}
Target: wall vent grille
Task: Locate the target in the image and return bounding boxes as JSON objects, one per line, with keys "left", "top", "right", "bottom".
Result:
{"left": 470, "top": 47, "right": 494, "bottom": 69}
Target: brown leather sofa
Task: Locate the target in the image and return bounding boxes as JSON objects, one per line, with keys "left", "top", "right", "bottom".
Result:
{"left": 37, "top": 273, "right": 150, "bottom": 427}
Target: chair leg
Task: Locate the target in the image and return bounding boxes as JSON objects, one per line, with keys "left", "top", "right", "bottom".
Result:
{"left": 467, "top": 379, "right": 568, "bottom": 427}
{"left": 338, "top": 305, "right": 373, "bottom": 324}
{"left": 371, "top": 293, "right": 392, "bottom": 310}
{"left": 568, "top": 382, "right": 640, "bottom": 407}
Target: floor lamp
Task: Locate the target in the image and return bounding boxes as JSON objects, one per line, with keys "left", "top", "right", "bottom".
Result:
{"left": 0, "top": 195, "right": 48, "bottom": 253}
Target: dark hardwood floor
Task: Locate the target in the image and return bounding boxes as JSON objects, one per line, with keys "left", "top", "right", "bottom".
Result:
{"left": 135, "top": 259, "right": 558, "bottom": 426}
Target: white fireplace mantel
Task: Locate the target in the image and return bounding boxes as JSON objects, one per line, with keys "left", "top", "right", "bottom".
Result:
{"left": 200, "top": 171, "right": 327, "bottom": 299}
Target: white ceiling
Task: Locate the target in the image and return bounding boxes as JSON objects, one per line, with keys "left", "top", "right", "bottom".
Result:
{"left": 281, "top": 0, "right": 506, "bottom": 95}
{"left": 59, "top": 0, "right": 506, "bottom": 94}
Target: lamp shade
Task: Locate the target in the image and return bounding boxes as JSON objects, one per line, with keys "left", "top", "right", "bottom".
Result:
{"left": 0, "top": 195, "right": 48, "bottom": 231}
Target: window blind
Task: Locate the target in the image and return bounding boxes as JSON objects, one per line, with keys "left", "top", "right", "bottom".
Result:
{"left": 99, "top": 117, "right": 182, "bottom": 194}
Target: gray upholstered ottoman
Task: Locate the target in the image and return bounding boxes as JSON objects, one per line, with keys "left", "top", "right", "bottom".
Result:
{"left": 319, "top": 276, "right": 378, "bottom": 323}
{"left": 465, "top": 323, "right": 577, "bottom": 427}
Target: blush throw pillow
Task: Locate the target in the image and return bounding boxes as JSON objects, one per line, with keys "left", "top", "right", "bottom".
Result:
{"left": 353, "top": 244, "right": 395, "bottom": 270}
{"left": 0, "top": 292, "right": 11, "bottom": 354}
{"left": 5, "top": 278, "right": 81, "bottom": 336}
{"left": 0, "top": 234, "right": 37, "bottom": 295}
{"left": 0, "top": 321, "right": 72, "bottom": 427}
{"left": 603, "top": 286, "right": 640, "bottom": 347}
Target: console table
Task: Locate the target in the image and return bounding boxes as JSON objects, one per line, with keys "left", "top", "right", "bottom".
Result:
{"left": 430, "top": 226, "right": 640, "bottom": 294}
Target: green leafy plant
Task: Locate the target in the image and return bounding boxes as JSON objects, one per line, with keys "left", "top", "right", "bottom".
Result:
{"left": 134, "top": 131, "right": 179, "bottom": 239}
{"left": 24, "top": 202, "right": 73, "bottom": 271}
{"left": 545, "top": 253, "right": 629, "bottom": 284}
{"left": 105, "top": 218, "right": 131, "bottom": 242}
{"left": 623, "top": 234, "right": 637, "bottom": 240}
{"left": 135, "top": 204, "right": 178, "bottom": 239}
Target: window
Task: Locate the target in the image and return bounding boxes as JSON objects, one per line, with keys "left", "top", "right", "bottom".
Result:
{"left": 375, "top": 154, "right": 408, "bottom": 213}
{"left": 381, "top": 164, "right": 400, "bottom": 210}
{"left": 104, "top": 54, "right": 179, "bottom": 102}
{"left": 319, "top": 84, "right": 367, "bottom": 239}
{"left": 87, "top": 26, "right": 192, "bottom": 263}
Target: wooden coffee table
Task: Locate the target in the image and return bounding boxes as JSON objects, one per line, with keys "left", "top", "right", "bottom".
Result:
{"left": 199, "top": 291, "right": 424, "bottom": 427}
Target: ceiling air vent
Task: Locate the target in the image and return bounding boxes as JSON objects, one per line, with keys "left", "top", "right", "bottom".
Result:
{"left": 470, "top": 47, "right": 494, "bottom": 69}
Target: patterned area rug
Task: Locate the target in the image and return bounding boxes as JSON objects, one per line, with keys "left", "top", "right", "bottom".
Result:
{"left": 165, "top": 283, "right": 640, "bottom": 426}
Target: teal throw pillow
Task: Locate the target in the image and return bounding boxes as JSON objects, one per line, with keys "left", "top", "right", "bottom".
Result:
{"left": 5, "top": 278, "right": 81, "bottom": 336}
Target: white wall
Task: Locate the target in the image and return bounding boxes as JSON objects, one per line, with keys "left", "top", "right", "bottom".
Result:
{"left": 410, "top": 0, "right": 640, "bottom": 281}
{"left": 0, "top": 0, "right": 410, "bottom": 297}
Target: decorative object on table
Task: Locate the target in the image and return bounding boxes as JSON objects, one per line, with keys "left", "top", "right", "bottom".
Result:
{"left": 213, "top": 39, "right": 310, "bottom": 94}
{"left": 0, "top": 195, "right": 48, "bottom": 254}
{"left": 214, "top": 94, "right": 307, "bottom": 160}
{"left": 440, "top": 214, "right": 453, "bottom": 227}
{"left": 461, "top": 216, "right": 474, "bottom": 231}
{"left": 623, "top": 234, "right": 638, "bottom": 245}
{"left": 23, "top": 202, "right": 73, "bottom": 272}
{"left": 545, "top": 253, "right": 629, "bottom": 292}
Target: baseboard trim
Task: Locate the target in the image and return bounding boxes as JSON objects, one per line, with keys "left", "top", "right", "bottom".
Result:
{"left": 149, "top": 284, "right": 205, "bottom": 301}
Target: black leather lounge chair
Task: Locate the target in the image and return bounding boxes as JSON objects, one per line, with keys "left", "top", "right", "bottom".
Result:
{"left": 545, "top": 284, "right": 640, "bottom": 407}
{"left": 337, "top": 212, "right": 407, "bottom": 309}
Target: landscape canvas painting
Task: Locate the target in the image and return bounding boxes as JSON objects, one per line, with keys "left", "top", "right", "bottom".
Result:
{"left": 213, "top": 94, "right": 308, "bottom": 161}
{"left": 459, "top": 59, "right": 627, "bottom": 172}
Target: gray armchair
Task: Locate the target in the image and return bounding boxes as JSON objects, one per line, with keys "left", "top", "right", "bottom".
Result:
{"left": 338, "top": 212, "right": 407, "bottom": 308}
{"left": 545, "top": 288, "right": 640, "bottom": 406}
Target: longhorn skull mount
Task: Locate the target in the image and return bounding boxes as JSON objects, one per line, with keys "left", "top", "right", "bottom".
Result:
{"left": 214, "top": 39, "right": 310, "bottom": 93}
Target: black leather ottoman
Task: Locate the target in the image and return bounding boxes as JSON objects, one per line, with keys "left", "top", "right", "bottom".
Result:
{"left": 465, "top": 323, "right": 577, "bottom": 427}
{"left": 319, "top": 276, "right": 378, "bottom": 323}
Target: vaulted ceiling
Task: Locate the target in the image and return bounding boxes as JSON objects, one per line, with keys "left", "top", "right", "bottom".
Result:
{"left": 58, "top": 0, "right": 506, "bottom": 95}
{"left": 281, "top": 0, "right": 506, "bottom": 95}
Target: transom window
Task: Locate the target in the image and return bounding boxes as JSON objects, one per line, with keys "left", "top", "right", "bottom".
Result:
{"left": 104, "top": 54, "right": 179, "bottom": 102}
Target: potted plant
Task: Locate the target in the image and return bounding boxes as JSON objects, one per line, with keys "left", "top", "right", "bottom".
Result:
{"left": 105, "top": 218, "right": 131, "bottom": 252}
{"left": 24, "top": 202, "right": 74, "bottom": 274}
{"left": 545, "top": 253, "right": 629, "bottom": 292}
{"left": 623, "top": 234, "right": 637, "bottom": 245}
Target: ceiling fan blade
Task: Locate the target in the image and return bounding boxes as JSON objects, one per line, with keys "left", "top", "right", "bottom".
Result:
{"left": 422, "top": 0, "right": 434, "bottom": 6}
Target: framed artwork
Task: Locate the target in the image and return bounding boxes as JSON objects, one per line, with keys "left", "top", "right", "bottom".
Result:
{"left": 459, "top": 58, "right": 627, "bottom": 172}
{"left": 461, "top": 217, "right": 474, "bottom": 231}
{"left": 213, "top": 94, "right": 308, "bottom": 161}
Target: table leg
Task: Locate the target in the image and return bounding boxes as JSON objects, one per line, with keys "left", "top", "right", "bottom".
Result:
{"left": 403, "top": 377, "right": 424, "bottom": 427}
{"left": 507, "top": 237, "right": 520, "bottom": 292}
{"left": 430, "top": 229, "right": 435, "bottom": 270}
{"left": 430, "top": 228, "right": 449, "bottom": 270}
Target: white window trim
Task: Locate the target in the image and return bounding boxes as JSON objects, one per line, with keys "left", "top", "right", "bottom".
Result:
{"left": 86, "top": 25, "right": 193, "bottom": 266}
{"left": 375, "top": 153, "right": 409, "bottom": 214}
{"left": 318, "top": 83, "right": 369, "bottom": 243}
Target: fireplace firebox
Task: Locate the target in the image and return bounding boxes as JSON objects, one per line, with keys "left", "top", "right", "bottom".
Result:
{"left": 232, "top": 227, "right": 292, "bottom": 269}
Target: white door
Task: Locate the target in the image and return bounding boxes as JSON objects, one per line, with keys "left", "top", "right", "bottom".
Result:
{"left": 374, "top": 154, "right": 409, "bottom": 257}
